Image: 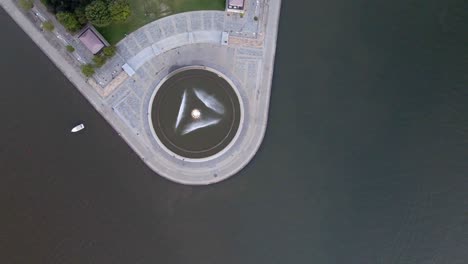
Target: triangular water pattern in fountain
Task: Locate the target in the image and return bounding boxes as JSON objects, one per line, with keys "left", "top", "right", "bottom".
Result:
{"left": 174, "top": 88, "right": 225, "bottom": 135}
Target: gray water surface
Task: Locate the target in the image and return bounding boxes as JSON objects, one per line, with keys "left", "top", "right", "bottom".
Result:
{"left": 1, "top": 0, "right": 467, "bottom": 263}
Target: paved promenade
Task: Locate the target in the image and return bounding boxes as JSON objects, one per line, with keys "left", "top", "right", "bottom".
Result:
{"left": 1, "top": 0, "right": 282, "bottom": 184}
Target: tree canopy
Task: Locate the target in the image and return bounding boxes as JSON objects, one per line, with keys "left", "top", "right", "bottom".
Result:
{"left": 103, "top": 46, "right": 117, "bottom": 57}
{"left": 66, "top": 45, "right": 75, "bottom": 52}
{"left": 56, "top": 12, "right": 81, "bottom": 32}
{"left": 92, "top": 55, "right": 107, "bottom": 67}
{"left": 74, "top": 6, "right": 88, "bottom": 25}
{"left": 44, "top": 0, "right": 131, "bottom": 33}
{"left": 85, "top": 0, "right": 112, "bottom": 27}
{"left": 42, "top": 0, "right": 92, "bottom": 14}
{"left": 109, "top": 0, "right": 131, "bottom": 22}
{"left": 19, "top": 0, "right": 34, "bottom": 10}
{"left": 81, "top": 64, "right": 95, "bottom": 77}
{"left": 42, "top": 21, "right": 55, "bottom": 31}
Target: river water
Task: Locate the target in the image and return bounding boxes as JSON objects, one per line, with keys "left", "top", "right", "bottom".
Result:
{"left": 1, "top": 1, "right": 467, "bottom": 263}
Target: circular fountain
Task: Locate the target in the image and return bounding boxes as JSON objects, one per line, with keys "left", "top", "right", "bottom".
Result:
{"left": 149, "top": 67, "right": 242, "bottom": 160}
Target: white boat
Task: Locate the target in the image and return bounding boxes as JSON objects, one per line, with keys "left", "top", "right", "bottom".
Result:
{"left": 71, "top": 124, "right": 85, "bottom": 133}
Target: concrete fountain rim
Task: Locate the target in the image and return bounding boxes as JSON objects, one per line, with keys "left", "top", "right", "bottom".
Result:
{"left": 147, "top": 65, "right": 245, "bottom": 163}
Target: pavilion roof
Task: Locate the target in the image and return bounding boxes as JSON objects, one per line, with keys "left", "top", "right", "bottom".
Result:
{"left": 78, "top": 28, "right": 105, "bottom": 54}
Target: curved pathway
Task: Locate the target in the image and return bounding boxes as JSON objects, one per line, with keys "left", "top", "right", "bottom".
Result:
{"left": 117, "top": 11, "right": 227, "bottom": 72}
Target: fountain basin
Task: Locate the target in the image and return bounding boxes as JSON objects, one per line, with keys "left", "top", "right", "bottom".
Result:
{"left": 149, "top": 66, "right": 242, "bottom": 160}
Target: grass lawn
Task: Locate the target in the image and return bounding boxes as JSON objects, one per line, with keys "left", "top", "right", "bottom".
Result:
{"left": 97, "top": 0, "right": 225, "bottom": 45}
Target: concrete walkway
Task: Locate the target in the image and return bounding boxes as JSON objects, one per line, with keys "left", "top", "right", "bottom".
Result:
{"left": 1, "top": 0, "right": 282, "bottom": 185}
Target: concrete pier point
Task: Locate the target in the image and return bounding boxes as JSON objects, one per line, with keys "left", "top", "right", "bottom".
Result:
{"left": 1, "top": 0, "right": 282, "bottom": 185}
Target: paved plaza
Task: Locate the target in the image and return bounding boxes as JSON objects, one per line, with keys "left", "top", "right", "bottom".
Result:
{"left": 1, "top": 0, "right": 282, "bottom": 184}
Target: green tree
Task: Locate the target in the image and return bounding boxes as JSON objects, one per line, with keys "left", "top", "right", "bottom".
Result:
{"left": 81, "top": 64, "right": 95, "bottom": 77}
{"left": 85, "top": 1, "right": 112, "bottom": 27}
{"left": 92, "top": 55, "right": 107, "bottom": 67}
{"left": 66, "top": 45, "right": 75, "bottom": 52}
{"left": 56, "top": 12, "right": 81, "bottom": 32}
{"left": 102, "top": 46, "right": 116, "bottom": 58}
{"left": 109, "top": 0, "right": 131, "bottom": 23}
{"left": 42, "top": 21, "right": 55, "bottom": 31}
{"left": 19, "top": 0, "right": 33, "bottom": 10}
{"left": 74, "top": 6, "right": 88, "bottom": 25}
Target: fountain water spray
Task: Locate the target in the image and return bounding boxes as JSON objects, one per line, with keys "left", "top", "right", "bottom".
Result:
{"left": 175, "top": 88, "right": 225, "bottom": 135}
